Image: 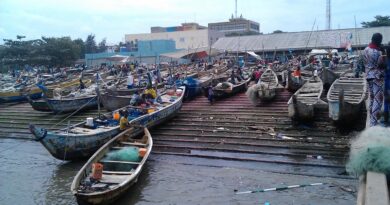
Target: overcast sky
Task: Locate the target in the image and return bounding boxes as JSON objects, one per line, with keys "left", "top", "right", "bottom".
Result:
{"left": 1, "top": 0, "right": 389, "bottom": 44}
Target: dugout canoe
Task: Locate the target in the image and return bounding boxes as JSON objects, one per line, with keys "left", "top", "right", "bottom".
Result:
{"left": 29, "top": 86, "right": 185, "bottom": 161}
{"left": 71, "top": 127, "right": 152, "bottom": 205}
{"left": 288, "top": 76, "right": 323, "bottom": 121}
{"left": 327, "top": 73, "right": 367, "bottom": 122}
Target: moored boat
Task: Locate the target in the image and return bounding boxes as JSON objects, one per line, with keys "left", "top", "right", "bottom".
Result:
{"left": 71, "top": 127, "right": 152, "bottom": 205}
{"left": 29, "top": 86, "right": 185, "bottom": 160}
{"left": 327, "top": 74, "right": 367, "bottom": 122}
{"left": 257, "top": 68, "right": 279, "bottom": 101}
{"left": 288, "top": 76, "right": 323, "bottom": 121}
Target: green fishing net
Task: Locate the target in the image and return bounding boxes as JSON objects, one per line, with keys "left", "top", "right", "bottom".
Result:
{"left": 346, "top": 126, "right": 390, "bottom": 176}
{"left": 103, "top": 147, "right": 140, "bottom": 171}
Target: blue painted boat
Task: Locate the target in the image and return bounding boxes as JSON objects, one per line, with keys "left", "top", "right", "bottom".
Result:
{"left": 29, "top": 86, "right": 185, "bottom": 161}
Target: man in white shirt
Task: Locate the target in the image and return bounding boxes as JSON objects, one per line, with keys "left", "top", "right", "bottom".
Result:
{"left": 127, "top": 73, "right": 134, "bottom": 89}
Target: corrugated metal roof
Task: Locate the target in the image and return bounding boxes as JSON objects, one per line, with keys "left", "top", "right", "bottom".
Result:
{"left": 212, "top": 26, "right": 390, "bottom": 52}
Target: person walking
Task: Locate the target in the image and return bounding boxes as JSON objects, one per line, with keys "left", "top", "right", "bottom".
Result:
{"left": 363, "top": 33, "right": 386, "bottom": 126}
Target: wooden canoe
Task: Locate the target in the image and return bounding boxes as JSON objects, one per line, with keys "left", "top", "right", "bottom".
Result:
{"left": 71, "top": 127, "right": 152, "bottom": 205}
{"left": 288, "top": 76, "right": 323, "bottom": 121}
{"left": 327, "top": 74, "right": 367, "bottom": 122}
{"left": 257, "top": 68, "right": 279, "bottom": 101}
{"left": 29, "top": 86, "right": 185, "bottom": 161}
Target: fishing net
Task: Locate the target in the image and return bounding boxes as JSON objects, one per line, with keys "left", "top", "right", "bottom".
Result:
{"left": 103, "top": 147, "right": 140, "bottom": 171}
{"left": 346, "top": 126, "right": 390, "bottom": 176}
{"left": 246, "top": 84, "right": 261, "bottom": 106}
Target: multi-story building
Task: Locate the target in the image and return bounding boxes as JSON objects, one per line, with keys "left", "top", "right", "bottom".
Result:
{"left": 125, "top": 23, "right": 224, "bottom": 50}
{"left": 208, "top": 16, "right": 260, "bottom": 36}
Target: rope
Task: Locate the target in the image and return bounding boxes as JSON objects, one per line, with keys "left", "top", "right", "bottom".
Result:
{"left": 234, "top": 182, "right": 325, "bottom": 195}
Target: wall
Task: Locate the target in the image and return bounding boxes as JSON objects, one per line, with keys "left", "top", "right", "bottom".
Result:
{"left": 125, "top": 30, "right": 218, "bottom": 49}
{"left": 85, "top": 40, "right": 178, "bottom": 67}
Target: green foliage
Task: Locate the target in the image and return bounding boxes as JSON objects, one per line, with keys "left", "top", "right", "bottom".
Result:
{"left": 273, "top": 30, "right": 283, "bottom": 33}
{"left": 361, "top": 15, "right": 390, "bottom": 28}
{"left": 0, "top": 35, "right": 87, "bottom": 70}
{"left": 85, "top": 34, "right": 97, "bottom": 53}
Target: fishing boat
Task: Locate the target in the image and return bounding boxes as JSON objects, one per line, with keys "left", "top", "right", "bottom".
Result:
{"left": 0, "top": 86, "right": 42, "bottom": 103}
{"left": 29, "top": 86, "right": 185, "bottom": 161}
{"left": 211, "top": 70, "right": 252, "bottom": 98}
{"left": 288, "top": 76, "right": 323, "bottom": 121}
{"left": 28, "top": 79, "right": 92, "bottom": 112}
{"left": 327, "top": 73, "right": 367, "bottom": 122}
{"left": 257, "top": 68, "right": 279, "bottom": 101}
{"left": 320, "top": 68, "right": 339, "bottom": 88}
{"left": 71, "top": 127, "right": 152, "bottom": 205}
{"left": 45, "top": 94, "right": 99, "bottom": 113}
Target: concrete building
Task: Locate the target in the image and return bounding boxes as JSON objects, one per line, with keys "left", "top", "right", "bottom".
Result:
{"left": 125, "top": 23, "right": 224, "bottom": 50}
{"left": 151, "top": 22, "right": 207, "bottom": 33}
{"left": 212, "top": 26, "right": 390, "bottom": 61}
{"left": 85, "top": 40, "right": 177, "bottom": 67}
{"left": 208, "top": 16, "right": 260, "bottom": 36}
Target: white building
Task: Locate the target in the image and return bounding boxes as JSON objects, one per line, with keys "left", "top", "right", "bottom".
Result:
{"left": 125, "top": 29, "right": 224, "bottom": 50}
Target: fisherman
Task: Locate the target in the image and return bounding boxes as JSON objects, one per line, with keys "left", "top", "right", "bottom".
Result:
{"left": 230, "top": 70, "right": 237, "bottom": 84}
{"left": 144, "top": 85, "right": 157, "bottom": 99}
{"left": 293, "top": 65, "right": 302, "bottom": 83}
{"left": 119, "top": 110, "right": 130, "bottom": 131}
{"left": 79, "top": 79, "right": 86, "bottom": 90}
{"left": 127, "top": 73, "right": 134, "bottom": 89}
{"left": 130, "top": 91, "right": 141, "bottom": 106}
{"left": 207, "top": 86, "right": 214, "bottom": 104}
{"left": 363, "top": 33, "right": 386, "bottom": 126}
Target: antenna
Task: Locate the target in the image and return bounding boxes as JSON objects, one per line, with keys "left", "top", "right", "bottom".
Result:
{"left": 235, "top": 0, "right": 238, "bottom": 18}
{"left": 326, "top": 0, "right": 331, "bottom": 30}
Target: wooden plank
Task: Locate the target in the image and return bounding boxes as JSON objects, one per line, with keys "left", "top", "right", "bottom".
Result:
{"left": 100, "top": 174, "right": 129, "bottom": 184}
{"left": 365, "top": 171, "right": 389, "bottom": 205}
{"left": 102, "top": 170, "right": 133, "bottom": 175}
{"left": 100, "top": 160, "right": 140, "bottom": 165}
{"left": 120, "top": 142, "right": 147, "bottom": 147}
{"left": 356, "top": 175, "right": 366, "bottom": 205}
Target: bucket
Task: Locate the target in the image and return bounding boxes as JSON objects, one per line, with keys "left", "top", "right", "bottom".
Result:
{"left": 86, "top": 117, "right": 94, "bottom": 127}
{"left": 91, "top": 163, "right": 103, "bottom": 180}
{"left": 113, "top": 112, "right": 120, "bottom": 120}
{"left": 139, "top": 148, "right": 147, "bottom": 157}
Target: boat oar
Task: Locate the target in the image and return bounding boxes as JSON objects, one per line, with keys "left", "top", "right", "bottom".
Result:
{"left": 234, "top": 182, "right": 325, "bottom": 195}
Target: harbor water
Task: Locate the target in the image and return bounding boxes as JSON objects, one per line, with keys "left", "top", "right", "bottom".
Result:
{"left": 0, "top": 137, "right": 356, "bottom": 205}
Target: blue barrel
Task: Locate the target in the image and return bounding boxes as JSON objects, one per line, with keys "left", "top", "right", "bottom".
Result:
{"left": 120, "top": 47, "right": 128, "bottom": 52}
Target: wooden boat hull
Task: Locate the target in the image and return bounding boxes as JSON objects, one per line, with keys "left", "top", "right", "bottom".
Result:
{"left": 258, "top": 88, "right": 277, "bottom": 101}
{"left": 101, "top": 94, "right": 131, "bottom": 112}
{"left": 286, "top": 73, "right": 305, "bottom": 92}
{"left": 287, "top": 76, "right": 323, "bottom": 121}
{"left": 288, "top": 96, "right": 315, "bottom": 120}
{"left": 0, "top": 88, "right": 42, "bottom": 103}
{"left": 213, "top": 78, "right": 250, "bottom": 98}
{"left": 29, "top": 99, "right": 51, "bottom": 112}
{"left": 320, "top": 68, "right": 338, "bottom": 88}
{"left": 30, "top": 87, "right": 185, "bottom": 161}
{"left": 72, "top": 128, "right": 152, "bottom": 205}
{"left": 46, "top": 96, "right": 99, "bottom": 113}
{"left": 257, "top": 68, "right": 279, "bottom": 101}
{"left": 327, "top": 76, "right": 367, "bottom": 122}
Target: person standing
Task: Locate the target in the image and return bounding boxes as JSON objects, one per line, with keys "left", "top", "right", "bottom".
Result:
{"left": 127, "top": 73, "right": 134, "bottom": 89}
{"left": 363, "top": 33, "right": 385, "bottom": 126}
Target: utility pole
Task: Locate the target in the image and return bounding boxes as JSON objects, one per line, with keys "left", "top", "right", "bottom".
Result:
{"left": 326, "top": 0, "right": 331, "bottom": 30}
{"left": 235, "top": 0, "right": 237, "bottom": 18}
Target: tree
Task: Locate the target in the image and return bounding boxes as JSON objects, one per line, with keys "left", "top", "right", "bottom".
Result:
{"left": 73, "top": 38, "right": 85, "bottom": 59}
{"left": 41, "top": 36, "right": 81, "bottom": 66}
{"left": 85, "top": 34, "right": 97, "bottom": 54}
{"left": 273, "top": 30, "right": 283, "bottom": 33}
{"left": 361, "top": 15, "right": 390, "bottom": 28}
{"left": 97, "top": 38, "right": 107, "bottom": 53}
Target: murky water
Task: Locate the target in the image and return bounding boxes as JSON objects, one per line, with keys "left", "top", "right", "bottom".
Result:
{"left": 0, "top": 138, "right": 356, "bottom": 205}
